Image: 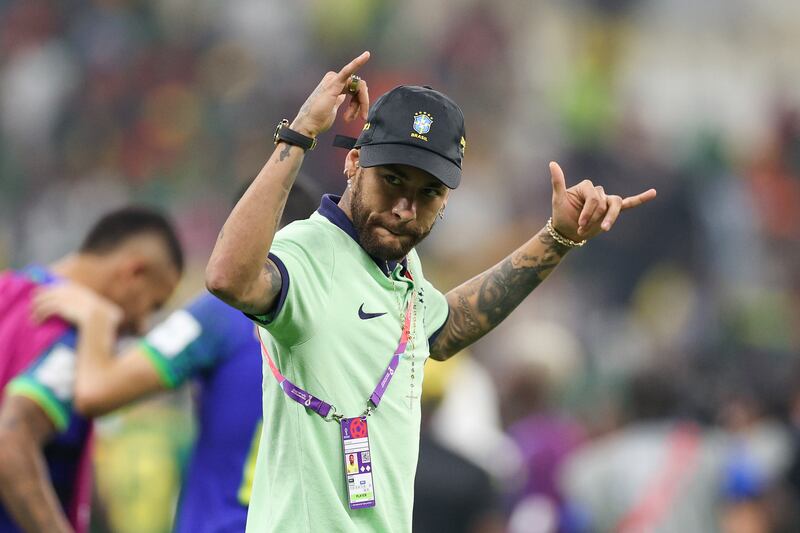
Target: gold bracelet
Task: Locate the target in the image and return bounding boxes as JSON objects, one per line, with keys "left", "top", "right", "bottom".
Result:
{"left": 546, "top": 217, "right": 586, "bottom": 248}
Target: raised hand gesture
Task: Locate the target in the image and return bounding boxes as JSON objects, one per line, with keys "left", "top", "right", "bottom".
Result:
{"left": 290, "top": 51, "right": 371, "bottom": 138}
{"left": 549, "top": 161, "right": 657, "bottom": 242}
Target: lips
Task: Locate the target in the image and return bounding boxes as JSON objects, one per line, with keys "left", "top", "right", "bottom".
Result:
{"left": 373, "top": 219, "right": 420, "bottom": 236}
{"left": 376, "top": 225, "right": 416, "bottom": 239}
{"left": 384, "top": 227, "right": 404, "bottom": 236}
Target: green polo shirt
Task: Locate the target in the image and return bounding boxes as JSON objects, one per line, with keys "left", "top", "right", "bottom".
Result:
{"left": 245, "top": 196, "right": 449, "bottom": 533}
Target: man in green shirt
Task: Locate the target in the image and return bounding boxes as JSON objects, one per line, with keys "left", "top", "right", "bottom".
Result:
{"left": 205, "top": 51, "right": 657, "bottom": 532}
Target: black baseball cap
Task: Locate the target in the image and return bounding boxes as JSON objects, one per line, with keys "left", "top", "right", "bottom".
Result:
{"left": 334, "top": 85, "right": 466, "bottom": 189}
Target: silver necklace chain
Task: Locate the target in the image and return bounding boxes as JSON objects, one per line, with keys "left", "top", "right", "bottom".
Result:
{"left": 387, "top": 260, "right": 419, "bottom": 410}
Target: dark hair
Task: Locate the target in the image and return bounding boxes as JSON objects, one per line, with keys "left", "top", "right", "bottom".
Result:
{"left": 79, "top": 206, "right": 184, "bottom": 272}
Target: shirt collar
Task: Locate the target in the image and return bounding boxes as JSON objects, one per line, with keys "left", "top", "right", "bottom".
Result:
{"left": 317, "top": 194, "right": 408, "bottom": 277}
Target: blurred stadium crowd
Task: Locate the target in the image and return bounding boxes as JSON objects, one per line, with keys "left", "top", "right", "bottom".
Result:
{"left": 2, "top": 0, "right": 800, "bottom": 531}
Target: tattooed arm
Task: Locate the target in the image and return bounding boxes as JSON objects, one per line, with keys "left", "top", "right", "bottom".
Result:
{"left": 204, "top": 139, "right": 302, "bottom": 316}
{"left": 430, "top": 161, "right": 658, "bottom": 361}
{"left": 0, "top": 396, "right": 72, "bottom": 533}
{"left": 206, "top": 51, "right": 370, "bottom": 315}
{"left": 429, "top": 229, "right": 569, "bottom": 360}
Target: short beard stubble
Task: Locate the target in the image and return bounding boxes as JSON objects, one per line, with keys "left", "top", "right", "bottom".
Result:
{"left": 349, "top": 178, "right": 434, "bottom": 261}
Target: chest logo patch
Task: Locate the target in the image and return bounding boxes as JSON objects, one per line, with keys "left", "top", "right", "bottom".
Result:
{"left": 358, "top": 304, "right": 387, "bottom": 320}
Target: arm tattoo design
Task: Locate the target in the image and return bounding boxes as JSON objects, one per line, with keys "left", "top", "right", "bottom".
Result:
{"left": 279, "top": 143, "right": 292, "bottom": 162}
{"left": 236, "top": 259, "right": 283, "bottom": 316}
{"left": 264, "top": 258, "right": 282, "bottom": 292}
{"left": 430, "top": 231, "right": 569, "bottom": 360}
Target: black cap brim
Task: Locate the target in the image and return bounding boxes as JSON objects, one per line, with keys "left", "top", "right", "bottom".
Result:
{"left": 359, "top": 143, "right": 461, "bottom": 189}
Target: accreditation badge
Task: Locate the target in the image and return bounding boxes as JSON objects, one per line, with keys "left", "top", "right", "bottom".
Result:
{"left": 340, "top": 417, "right": 376, "bottom": 509}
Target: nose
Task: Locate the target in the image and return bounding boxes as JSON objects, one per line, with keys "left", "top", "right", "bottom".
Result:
{"left": 391, "top": 196, "right": 416, "bottom": 222}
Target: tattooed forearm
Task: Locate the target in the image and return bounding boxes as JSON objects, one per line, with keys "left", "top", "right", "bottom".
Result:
{"left": 430, "top": 228, "right": 569, "bottom": 360}
{"left": 271, "top": 152, "right": 300, "bottom": 225}
{"left": 457, "top": 294, "right": 481, "bottom": 333}
{"left": 279, "top": 142, "right": 292, "bottom": 162}
{"left": 432, "top": 294, "right": 482, "bottom": 359}
{"left": 206, "top": 126, "right": 304, "bottom": 315}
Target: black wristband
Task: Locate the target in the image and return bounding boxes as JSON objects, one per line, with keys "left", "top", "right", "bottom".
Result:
{"left": 274, "top": 119, "right": 316, "bottom": 152}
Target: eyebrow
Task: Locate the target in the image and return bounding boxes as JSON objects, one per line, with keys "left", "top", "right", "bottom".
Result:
{"left": 383, "top": 164, "right": 409, "bottom": 179}
{"left": 382, "top": 165, "right": 444, "bottom": 189}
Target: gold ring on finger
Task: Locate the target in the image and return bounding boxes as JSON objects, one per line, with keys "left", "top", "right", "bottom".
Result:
{"left": 347, "top": 74, "right": 361, "bottom": 94}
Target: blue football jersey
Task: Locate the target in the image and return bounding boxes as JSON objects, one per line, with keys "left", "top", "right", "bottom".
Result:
{"left": 141, "top": 293, "right": 262, "bottom": 533}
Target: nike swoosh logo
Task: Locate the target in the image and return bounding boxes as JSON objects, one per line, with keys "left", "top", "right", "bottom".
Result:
{"left": 358, "top": 304, "right": 387, "bottom": 320}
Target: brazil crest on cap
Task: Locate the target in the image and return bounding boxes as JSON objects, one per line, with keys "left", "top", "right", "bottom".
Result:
{"left": 413, "top": 112, "right": 433, "bottom": 136}
{"left": 350, "top": 85, "right": 467, "bottom": 189}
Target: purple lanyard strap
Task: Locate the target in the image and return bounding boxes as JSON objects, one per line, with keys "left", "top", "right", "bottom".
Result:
{"left": 257, "top": 294, "right": 414, "bottom": 422}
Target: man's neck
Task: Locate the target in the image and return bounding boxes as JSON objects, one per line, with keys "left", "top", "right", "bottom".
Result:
{"left": 337, "top": 190, "right": 354, "bottom": 222}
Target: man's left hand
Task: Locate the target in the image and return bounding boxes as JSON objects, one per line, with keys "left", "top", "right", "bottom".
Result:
{"left": 32, "top": 283, "right": 123, "bottom": 329}
{"left": 549, "top": 161, "right": 657, "bottom": 242}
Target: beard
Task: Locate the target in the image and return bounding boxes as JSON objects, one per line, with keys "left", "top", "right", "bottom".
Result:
{"left": 349, "top": 180, "right": 434, "bottom": 261}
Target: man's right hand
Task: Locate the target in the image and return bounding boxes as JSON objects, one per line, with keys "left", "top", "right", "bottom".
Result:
{"left": 289, "top": 51, "right": 371, "bottom": 138}
{"left": 207, "top": 53, "right": 371, "bottom": 315}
